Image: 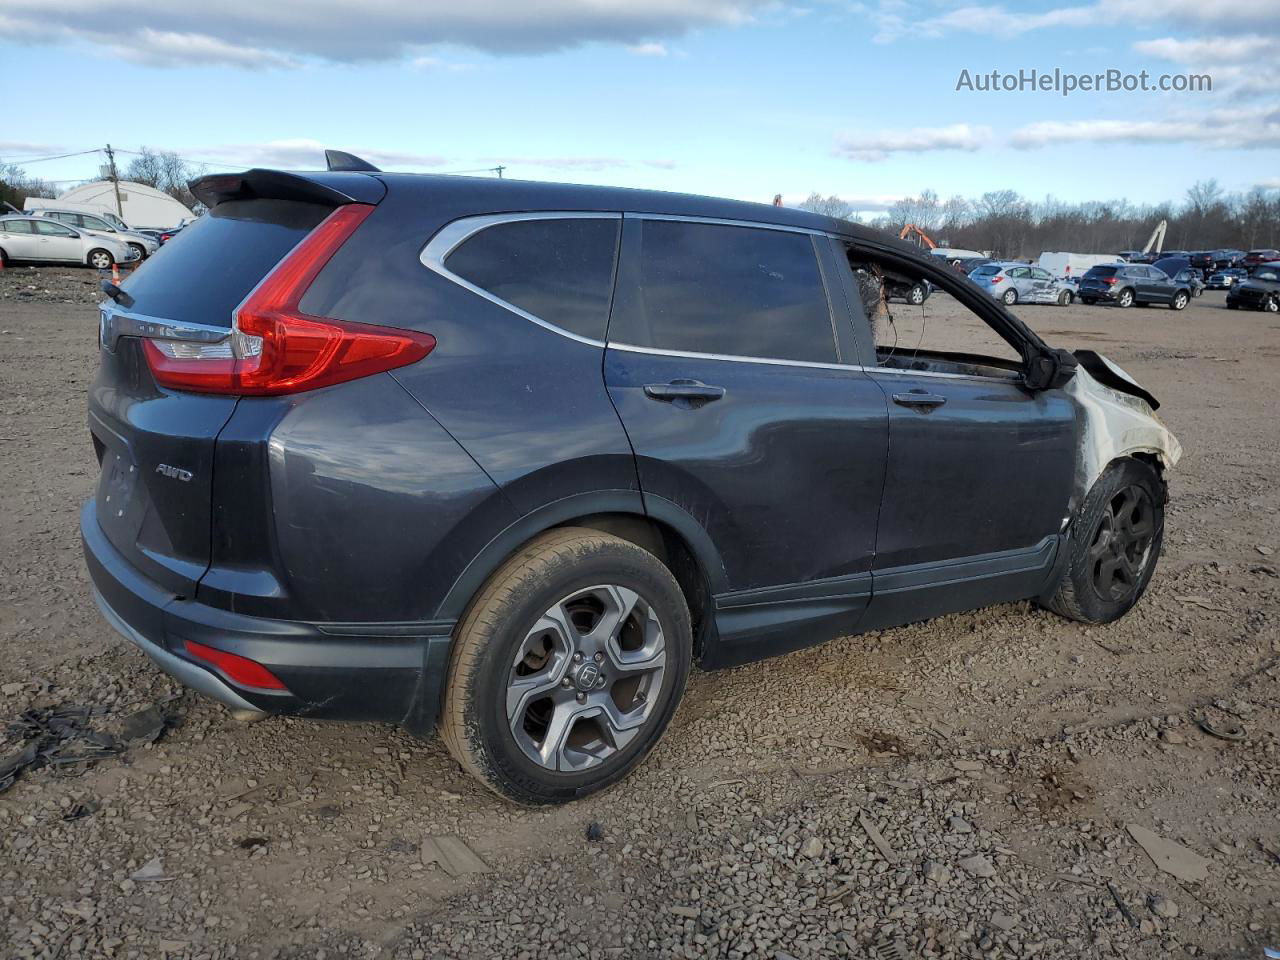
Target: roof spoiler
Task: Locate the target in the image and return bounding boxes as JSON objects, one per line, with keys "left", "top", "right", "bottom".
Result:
{"left": 189, "top": 167, "right": 386, "bottom": 208}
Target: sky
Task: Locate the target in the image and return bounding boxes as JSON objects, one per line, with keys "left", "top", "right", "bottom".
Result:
{"left": 2, "top": 0, "right": 1278, "bottom": 216}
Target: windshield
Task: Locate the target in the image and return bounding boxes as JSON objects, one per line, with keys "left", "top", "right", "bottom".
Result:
{"left": 103, "top": 212, "right": 128, "bottom": 229}
{"left": 1255, "top": 269, "right": 1280, "bottom": 282}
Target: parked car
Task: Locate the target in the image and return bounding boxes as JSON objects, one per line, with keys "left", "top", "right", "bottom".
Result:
{"left": 1206, "top": 268, "right": 1248, "bottom": 289}
{"left": 885, "top": 277, "right": 932, "bottom": 304}
{"left": 1242, "top": 249, "right": 1280, "bottom": 268}
{"left": 1227, "top": 262, "right": 1280, "bottom": 312}
{"left": 0, "top": 215, "right": 136, "bottom": 268}
{"left": 1212, "top": 249, "right": 1245, "bottom": 269}
{"left": 1078, "top": 264, "right": 1191, "bottom": 309}
{"left": 33, "top": 208, "right": 158, "bottom": 261}
{"left": 1187, "top": 251, "right": 1216, "bottom": 272}
{"left": 83, "top": 162, "right": 1180, "bottom": 804}
{"left": 969, "top": 262, "right": 1076, "bottom": 305}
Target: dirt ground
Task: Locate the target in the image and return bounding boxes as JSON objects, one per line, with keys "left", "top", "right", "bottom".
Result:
{"left": 1, "top": 267, "right": 1277, "bottom": 960}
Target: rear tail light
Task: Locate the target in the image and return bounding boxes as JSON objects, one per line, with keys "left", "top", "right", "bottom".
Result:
{"left": 144, "top": 204, "right": 435, "bottom": 395}
{"left": 1102, "top": 277, "right": 1117, "bottom": 285}
{"left": 990, "top": 276, "right": 1003, "bottom": 283}
{"left": 184, "top": 640, "right": 288, "bottom": 692}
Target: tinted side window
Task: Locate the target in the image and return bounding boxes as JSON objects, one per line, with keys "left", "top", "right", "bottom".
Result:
{"left": 611, "top": 219, "right": 835, "bottom": 364}
{"left": 1008, "top": 267, "right": 1030, "bottom": 279}
{"left": 445, "top": 217, "right": 619, "bottom": 341}
{"left": 35, "top": 220, "right": 76, "bottom": 237}
{"left": 82, "top": 215, "right": 110, "bottom": 230}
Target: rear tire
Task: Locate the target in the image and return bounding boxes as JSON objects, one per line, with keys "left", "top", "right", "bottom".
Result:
{"left": 907, "top": 283, "right": 927, "bottom": 305}
{"left": 1116, "top": 288, "right": 1135, "bottom": 308}
{"left": 1002, "top": 287, "right": 1018, "bottom": 305}
{"left": 87, "top": 249, "right": 114, "bottom": 270}
{"left": 441, "top": 528, "right": 692, "bottom": 805}
{"left": 1043, "top": 459, "right": 1164, "bottom": 624}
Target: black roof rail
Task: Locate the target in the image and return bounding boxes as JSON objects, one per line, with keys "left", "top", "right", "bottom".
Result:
{"left": 325, "top": 150, "right": 381, "bottom": 173}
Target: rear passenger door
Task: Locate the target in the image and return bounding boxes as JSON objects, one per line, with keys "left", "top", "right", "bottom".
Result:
{"left": 604, "top": 216, "right": 889, "bottom": 665}
{"left": 0, "top": 219, "right": 40, "bottom": 259}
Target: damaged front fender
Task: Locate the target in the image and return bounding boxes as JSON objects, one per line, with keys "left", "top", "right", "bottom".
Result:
{"left": 1065, "top": 352, "right": 1182, "bottom": 505}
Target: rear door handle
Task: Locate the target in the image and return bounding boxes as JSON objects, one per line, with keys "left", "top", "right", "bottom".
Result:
{"left": 892, "top": 390, "right": 947, "bottom": 410}
{"left": 643, "top": 380, "right": 726, "bottom": 405}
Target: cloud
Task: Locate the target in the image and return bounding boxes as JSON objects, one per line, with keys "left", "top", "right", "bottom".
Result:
{"left": 834, "top": 124, "right": 991, "bottom": 162}
{"left": 1, "top": 0, "right": 770, "bottom": 66}
{"left": 627, "top": 42, "right": 668, "bottom": 55}
{"left": 189, "top": 139, "right": 451, "bottom": 170}
{"left": 0, "top": 141, "right": 68, "bottom": 158}
{"left": 1010, "top": 107, "right": 1280, "bottom": 150}
{"left": 1256, "top": 178, "right": 1280, "bottom": 190}
{"left": 108, "top": 29, "right": 300, "bottom": 68}
{"left": 1133, "top": 35, "right": 1280, "bottom": 65}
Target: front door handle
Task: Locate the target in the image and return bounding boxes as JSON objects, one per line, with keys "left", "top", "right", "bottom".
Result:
{"left": 643, "top": 380, "right": 726, "bottom": 405}
{"left": 892, "top": 390, "right": 947, "bottom": 410}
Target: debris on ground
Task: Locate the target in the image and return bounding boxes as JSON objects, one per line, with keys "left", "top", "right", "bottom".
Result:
{"left": 1126, "top": 824, "right": 1211, "bottom": 882}
{"left": 419, "top": 836, "right": 491, "bottom": 877}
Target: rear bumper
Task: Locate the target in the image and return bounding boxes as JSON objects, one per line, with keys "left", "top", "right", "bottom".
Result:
{"left": 81, "top": 501, "right": 454, "bottom": 735}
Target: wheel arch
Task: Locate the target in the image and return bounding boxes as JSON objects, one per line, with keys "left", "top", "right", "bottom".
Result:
{"left": 435, "top": 492, "right": 728, "bottom": 660}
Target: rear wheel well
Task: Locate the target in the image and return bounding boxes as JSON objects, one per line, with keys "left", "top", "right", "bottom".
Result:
{"left": 554, "top": 513, "right": 716, "bottom": 661}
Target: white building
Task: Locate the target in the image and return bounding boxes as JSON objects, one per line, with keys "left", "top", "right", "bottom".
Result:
{"left": 24, "top": 180, "right": 194, "bottom": 230}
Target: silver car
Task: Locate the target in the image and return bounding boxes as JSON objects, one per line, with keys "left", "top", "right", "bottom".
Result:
{"left": 34, "top": 208, "right": 159, "bottom": 260}
{"left": 970, "top": 262, "right": 1076, "bottom": 306}
{"left": 0, "top": 216, "right": 137, "bottom": 269}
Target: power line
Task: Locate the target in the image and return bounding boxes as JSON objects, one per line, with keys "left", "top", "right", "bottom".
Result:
{"left": 0, "top": 148, "right": 102, "bottom": 165}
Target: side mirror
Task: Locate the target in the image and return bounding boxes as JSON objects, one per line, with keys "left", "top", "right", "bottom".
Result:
{"left": 1025, "top": 348, "right": 1077, "bottom": 391}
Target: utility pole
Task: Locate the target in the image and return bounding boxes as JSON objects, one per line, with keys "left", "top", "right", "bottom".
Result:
{"left": 104, "top": 144, "right": 124, "bottom": 217}
{"left": 494, "top": 165, "right": 505, "bottom": 179}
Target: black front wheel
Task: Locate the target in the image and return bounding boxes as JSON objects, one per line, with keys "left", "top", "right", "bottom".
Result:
{"left": 1043, "top": 459, "right": 1164, "bottom": 624}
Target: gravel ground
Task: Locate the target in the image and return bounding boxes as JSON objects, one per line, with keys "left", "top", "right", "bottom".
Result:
{"left": 1, "top": 267, "right": 1277, "bottom": 959}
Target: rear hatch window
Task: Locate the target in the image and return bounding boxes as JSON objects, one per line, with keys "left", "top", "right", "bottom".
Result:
{"left": 973, "top": 265, "right": 1001, "bottom": 276}
{"left": 1083, "top": 266, "right": 1118, "bottom": 278}
{"left": 122, "top": 199, "right": 329, "bottom": 327}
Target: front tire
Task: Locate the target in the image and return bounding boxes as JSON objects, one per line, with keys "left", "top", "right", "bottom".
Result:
{"left": 1171, "top": 291, "right": 1189, "bottom": 310}
{"left": 907, "top": 283, "right": 926, "bottom": 305}
{"left": 128, "top": 243, "right": 147, "bottom": 261}
{"left": 87, "top": 249, "right": 114, "bottom": 270}
{"left": 441, "top": 528, "right": 692, "bottom": 805}
{"left": 1057, "top": 290, "right": 1073, "bottom": 306}
{"left": 1043, "top": 459, "right": 1164, "bottom": 624}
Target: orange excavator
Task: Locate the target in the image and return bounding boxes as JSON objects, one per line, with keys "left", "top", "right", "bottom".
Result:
{"left": 898, "top": 223, "right": 937, "bottom": 250}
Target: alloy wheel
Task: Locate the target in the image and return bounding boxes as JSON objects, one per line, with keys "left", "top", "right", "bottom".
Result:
{"left": 90, "top": 252, "right": 111, "bottom": 269}
{"left": 506, "top": 584, "right": 666, "bottom": 772}
{"left": 1087, "top": 485, "right": 1156, "bottom": 602}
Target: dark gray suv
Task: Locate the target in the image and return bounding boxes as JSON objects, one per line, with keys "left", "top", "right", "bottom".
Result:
{"left": 83, "top": 156, "right": 1181, "bottom": 803}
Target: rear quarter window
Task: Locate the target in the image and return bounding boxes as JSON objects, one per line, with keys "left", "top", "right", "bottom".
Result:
{"left": 443, "top": 217, "right": 620, "bottom": 341}
{"left": 610, "top": 219, "right": 836, "bottom": 364}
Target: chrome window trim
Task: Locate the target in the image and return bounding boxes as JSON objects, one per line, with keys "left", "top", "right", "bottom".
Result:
{"left": 609, "top": 341, "right": 1023, "bottom": 384}
{"left": 419, "top": 212, "right": 621, "bottom": 348}
{"left": 609, "top": 341, "right": 865, "bottom": 373}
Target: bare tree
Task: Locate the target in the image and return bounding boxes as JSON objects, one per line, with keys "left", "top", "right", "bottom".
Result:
{"left": 125, "top": 147, "right": 207, "bottom": 210}
{"left": 797, "top": 192, "right": 857, "bottom": 222}
{"left": 0, "top": 163, "right": 57, "bottom": 210}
